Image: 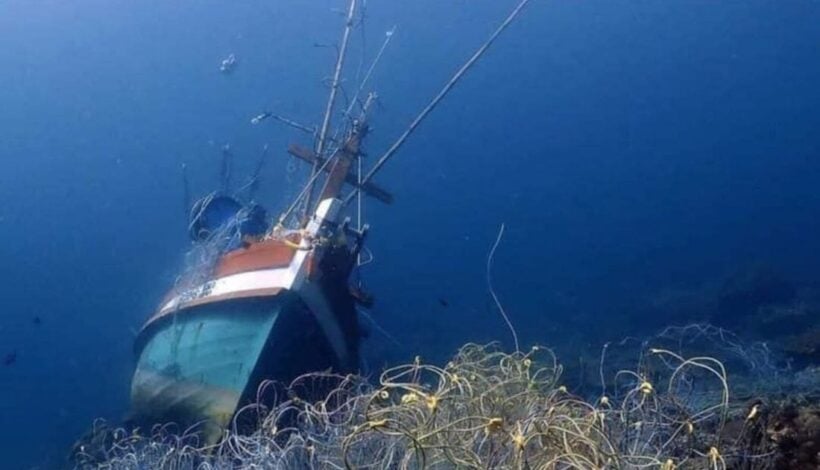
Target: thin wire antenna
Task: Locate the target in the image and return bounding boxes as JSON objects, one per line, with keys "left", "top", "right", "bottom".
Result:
{"left": 344, "top": 26, "right": 396, "bottom": 119}
{"left": 345, "top": 0, "right": 533, "bottom": 205}
{"left": 487, "top": 223, "right": 520, "bottom": 352}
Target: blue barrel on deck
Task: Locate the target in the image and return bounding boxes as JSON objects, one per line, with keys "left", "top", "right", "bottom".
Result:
{"left": 189, "top": 195, "right": 268, "bottom": 243}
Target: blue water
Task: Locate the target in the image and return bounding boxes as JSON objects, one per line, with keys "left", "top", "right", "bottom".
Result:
{"left": 1, "top": 1, "right": 819, "bottom": 467}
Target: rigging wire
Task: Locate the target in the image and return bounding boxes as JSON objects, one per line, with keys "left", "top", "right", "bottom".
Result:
{"left": 344, "top": 0, "right": 533, "bottom": 206}
{"left": 276, "top": 142, "right": 341, "bottom": 228}
{"left": 358, "top": 308, "right": 402, "bottom": 348}
{"left": 324, "top": 25, "right": 394, "bottom": 174}
{"left": 284, "top": 12, "right": 391, "bottom": 227}
{"left": 233, "top": 144, "right": 269, "bottom": 202}
{"left": 353, "top": 0, "right": 367, "bottom": 90}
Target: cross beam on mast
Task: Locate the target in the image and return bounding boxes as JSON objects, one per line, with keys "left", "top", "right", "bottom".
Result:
{"left": 317, "top": 125, "right": 366, "bottom": 203}
{"left": 287, "top": 144, "right": 393, "bottom": 204}
{"left": 277, "top": 93, "right": 381, "bottom": 228}
{"left": 344, "top": 0, "right": 533, "bottom": 206}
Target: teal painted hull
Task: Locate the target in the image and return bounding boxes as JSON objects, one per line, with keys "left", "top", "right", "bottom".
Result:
{"left": 131, "top": 299, "right": 280, "bottom": 438}
{"left": 130, "top": 270, "right": 361, "bottom": 443}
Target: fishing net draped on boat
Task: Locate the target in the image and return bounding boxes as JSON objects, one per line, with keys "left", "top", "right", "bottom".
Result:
{"left": 174, "top": 193, "right": 271, "bottom": 295}
{"left": 73, "top": 324, "right": 819, "bottom": 469}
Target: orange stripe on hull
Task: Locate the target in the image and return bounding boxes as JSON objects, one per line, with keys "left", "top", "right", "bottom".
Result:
{"left": 215, "top": 238, "right": 299, "bottom": 277}
{"left": 145, "top": 287, "right": 285, "bottom": 328}
{"left": 145, "top": 237, "right": 301, "bottom": 331}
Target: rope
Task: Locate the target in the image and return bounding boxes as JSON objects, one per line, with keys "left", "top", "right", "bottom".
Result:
{"left": 487, "top": 223, "right": 520, "bottom": 352}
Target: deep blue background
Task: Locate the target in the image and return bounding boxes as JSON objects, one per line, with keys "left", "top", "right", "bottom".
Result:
{"left": 1, "top": 1, "right": 819, "bottom": 467}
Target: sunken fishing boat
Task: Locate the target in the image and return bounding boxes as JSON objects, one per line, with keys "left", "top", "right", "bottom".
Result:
{"left": 129, "top": 0, "right": 532, "bottom": 440}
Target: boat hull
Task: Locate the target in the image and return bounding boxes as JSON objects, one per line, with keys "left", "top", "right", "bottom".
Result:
{"left": 131, "top": 292, "right": 352, "bottom": 440}
{"left": 130, "top": 199, "right": 361, "bottom": 439}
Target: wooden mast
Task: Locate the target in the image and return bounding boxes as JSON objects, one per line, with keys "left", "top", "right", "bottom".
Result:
{"left": 317, "top": 123, "right": 368, "bottom": 204}
{"left": 303, "top": 0, "right": 358, "bottom": 223}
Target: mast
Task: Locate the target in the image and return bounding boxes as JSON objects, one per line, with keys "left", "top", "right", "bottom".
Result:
{"left": 316, "top": 93, "right": 376, "bottom": 204}
{"left": 281, "top": 0, "right": 532, "bottom": 225}
{"left": 302, "top": 0, "right": 358, "bottom": 223}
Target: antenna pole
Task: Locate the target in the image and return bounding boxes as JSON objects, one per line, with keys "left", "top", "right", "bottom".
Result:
{"left": 345, "top": 0, "right": 532, "bottom": 205}
{"left": 303, "top": 0, "right": 358, "bottom": 221}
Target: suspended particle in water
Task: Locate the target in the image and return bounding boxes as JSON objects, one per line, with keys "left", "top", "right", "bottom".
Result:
{"left": 220, "top": 53, "right": 238, "bottom": 74}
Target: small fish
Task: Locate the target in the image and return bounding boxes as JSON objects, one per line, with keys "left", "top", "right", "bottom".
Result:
{"left": 4, "top": 351, "right": 17, "bottom": 366}
{"left": 33, "top": 316, "right": 42, "bottom": 326}
{"left": 438, "top": 298, "right": 449, "bottom": 308}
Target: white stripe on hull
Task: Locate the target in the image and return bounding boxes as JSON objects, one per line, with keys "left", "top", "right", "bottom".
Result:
{"left": 159, "top": 267, "right": 295, "bottom": 315}
{"left": 156, "top": 199, "right": 352, "bottom": 369}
